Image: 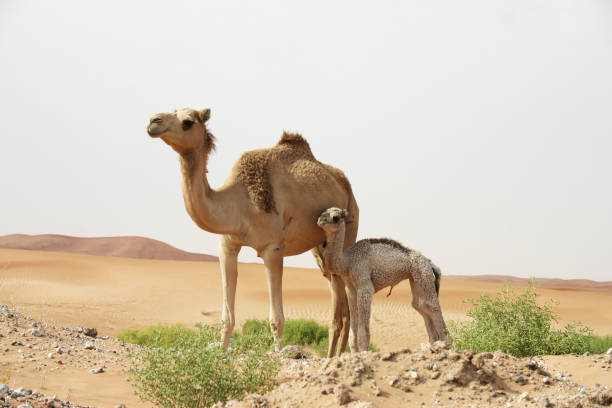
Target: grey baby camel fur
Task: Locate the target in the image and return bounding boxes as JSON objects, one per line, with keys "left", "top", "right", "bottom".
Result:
{"left": 317, "top": 207, "right": 448, "bottom": 352}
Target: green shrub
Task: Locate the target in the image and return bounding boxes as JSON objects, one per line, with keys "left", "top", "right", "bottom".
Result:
{"left": 117, "top": 323, "right": 195, "bottom": 348}
{"left": 448, "top": 283, "right": 603, "bottom": 357}
{"left": 128, "top": 323, "right": 280, "bottom": 408}
{"left": 586, "top": 334, "right": 612, "bottom": 353}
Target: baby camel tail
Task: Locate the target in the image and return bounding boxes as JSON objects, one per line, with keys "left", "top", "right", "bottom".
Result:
{"left": 317, "top": 207, "right": 448, "bottom": 352}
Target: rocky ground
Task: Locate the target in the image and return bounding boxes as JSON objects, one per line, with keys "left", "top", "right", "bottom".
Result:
{"left": 0, "top": 305, "right": 139, "bottom": 408}
{"left": 1, "top": 304, "right": 611, "bottom": 408}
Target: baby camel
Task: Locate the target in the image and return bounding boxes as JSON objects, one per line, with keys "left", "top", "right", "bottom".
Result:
{"left": 317, "top": 207, "right": 448, "bottom": 352}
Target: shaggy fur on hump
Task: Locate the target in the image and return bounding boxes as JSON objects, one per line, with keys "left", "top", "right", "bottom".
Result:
{"left": 236, "top": 132, "right": 354, "bottom": 213}
{"left": 363, "top": 238, "right": 414, "bottom": 257}
{"left": 365, "top": 238, "right": 441, "bottom": 294}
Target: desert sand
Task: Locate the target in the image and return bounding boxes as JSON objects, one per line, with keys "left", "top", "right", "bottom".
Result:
{"left": 0, "top": 246, "right": 611, "bottom": 407}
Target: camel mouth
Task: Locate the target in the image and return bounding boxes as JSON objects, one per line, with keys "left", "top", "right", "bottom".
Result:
{"left": 147, "top": 124, "right": 165, "bottom": 138}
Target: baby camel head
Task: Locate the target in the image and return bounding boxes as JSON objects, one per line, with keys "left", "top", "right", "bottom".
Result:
{"left": 317, "top": 207, "right": 348, "bottom": 233}
{"left": 147, "top": 108, "right": 216, "bottom": 154}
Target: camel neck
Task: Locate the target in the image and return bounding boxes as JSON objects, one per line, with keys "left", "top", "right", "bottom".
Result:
{"left": 178, "top": 147, "right": 237, "bottom": 235}
{"left": 323, "top": 222, "right": 348, "bottom": 274}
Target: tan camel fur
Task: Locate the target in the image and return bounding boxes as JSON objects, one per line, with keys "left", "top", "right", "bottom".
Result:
{"left": 317, "top": 207, "right": 447, "bottom": 352}
{"left": 146, "top": 108, "right": 359, "bottom": 356}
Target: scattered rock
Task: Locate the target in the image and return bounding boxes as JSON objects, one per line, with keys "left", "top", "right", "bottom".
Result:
{"left": 28, "top": 328, "right": 42, "bottom": 337}
{"left": 89, "top": 366, "right": 105, "bottom": 374}
{"left": 280, "top": 345, "right": 302, "bottom": 359}
{"left": 11, "top": 340, "right": 24, "bottom": 346}
{"left": 76, "top": 326, "right": 98, "bottom": 338}
{"left": 353, "top": 401, "right": 376, "bottom": 408}
{"left": 540, "top": 395, "right": 551, "bottom": 407}
{"left": 518, "top": 391, "right": 530, "bottom": 402}
{"left": 0, "top": 383, "right": 8, "bottom": 394}
{"left": 15, "top": 387, "right": 32, "bottom": 395}
{"left": 606, "top": 347, "right": 612, "bottom": 355}
{"left": 334, "top": 384, "right": 352, "bottom": 405}
{"left": 243, "top": 393, "right": 269, "bottom": 408}
{"left": 84, "top": 341, "right": 96, "bottom": 350}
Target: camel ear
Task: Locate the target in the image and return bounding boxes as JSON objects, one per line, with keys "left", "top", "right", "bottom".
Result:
{"left": 341, "top": 210, "right": 348, "bottom": 219}
{"left": 199, "top": 109, "right": 211, "bottom": 123}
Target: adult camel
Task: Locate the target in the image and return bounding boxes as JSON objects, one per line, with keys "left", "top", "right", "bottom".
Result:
{"left": 146, "top": 108, "right": 359, "bottom": 356}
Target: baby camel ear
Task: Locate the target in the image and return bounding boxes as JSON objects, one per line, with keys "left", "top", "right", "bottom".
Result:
{"left": 199, "top": 108, "right": 211, "bottom": 123}
{"left": 341, "top": 210, "right": 348, "bottom": 219}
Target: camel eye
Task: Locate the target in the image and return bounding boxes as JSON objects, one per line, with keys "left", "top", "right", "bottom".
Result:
{"left": 182, "top": 120, "right": 194, "bottom": 130}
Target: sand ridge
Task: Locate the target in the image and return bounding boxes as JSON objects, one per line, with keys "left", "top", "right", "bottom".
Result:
{"left": 0, "top": 248, "right": 611, "bottom": 407}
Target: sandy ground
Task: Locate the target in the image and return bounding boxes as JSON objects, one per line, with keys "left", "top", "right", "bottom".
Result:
{"left": 0, "top": 248, "right": 611, "bottom": 407}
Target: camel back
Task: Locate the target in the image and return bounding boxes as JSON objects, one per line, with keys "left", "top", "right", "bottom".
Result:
{"left": 236, "top": 132, "right": 353, "bottom": 213}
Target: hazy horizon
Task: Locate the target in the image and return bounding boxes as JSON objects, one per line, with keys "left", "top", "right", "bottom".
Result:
{"left": 1, "top": 1, "right": 611, "bottom": 281}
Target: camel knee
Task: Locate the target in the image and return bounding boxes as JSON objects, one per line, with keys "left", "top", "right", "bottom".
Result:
{"left": 269, "top": 316, "right": 284, "bottom": 338}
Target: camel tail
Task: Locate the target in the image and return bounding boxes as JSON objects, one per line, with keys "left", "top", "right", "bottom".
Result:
{"left": 432, "top": 263, "right": 441, "bottom": 295}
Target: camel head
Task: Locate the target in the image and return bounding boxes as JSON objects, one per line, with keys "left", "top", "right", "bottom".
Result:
{"left": 317, "top": 207, "right": 348, "bottom": 232}
{"left": 147, "top": 108, "right": 216, "bottom": 154}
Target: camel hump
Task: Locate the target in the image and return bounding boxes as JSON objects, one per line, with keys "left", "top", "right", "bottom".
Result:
{"left": 363, "top": 238, "right": 414, "bottom": 257}
{"left": 277, "top": 132, "right": 311, "bottom": 149}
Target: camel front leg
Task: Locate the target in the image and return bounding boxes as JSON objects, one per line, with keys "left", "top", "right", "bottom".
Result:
{"left": 312, "top": 246, "right": 350, "bottom": 357}
{"left": 219, "top": 236, "right": 241, "bottom": 348}
{"left": 327, "top": 274, "right": 350, "bottom": 357}
{"left": 262, "top": 247, "right": 285, "bottom": 351}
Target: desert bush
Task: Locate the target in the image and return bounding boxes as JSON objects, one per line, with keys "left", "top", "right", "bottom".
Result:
{"left": 241, "top": 318, "right": 376, "bottom": 356}
{"left": 128, "top": 323, "right": 280, "bottom": 408}
{"left": 117, "top": 323, "right": 195, "bottom": 348}
{"left": 586, "top": 334, "right": 612, "bottom": 353}
{"left": 448, "top": 283, "right": 603, "bottom": 357}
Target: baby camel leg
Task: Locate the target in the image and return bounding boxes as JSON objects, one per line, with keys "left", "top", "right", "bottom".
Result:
{"left": 344, "top": 282, "right": 359, "bottom": 353}
{"left": 356, "top": 283, "right": 374, "bottom": 352}
{"left": 328, "top": 275, "right": 350, "bottom": 357}
{"left": 410, "top": 276, "right": 448, "bottom": 343}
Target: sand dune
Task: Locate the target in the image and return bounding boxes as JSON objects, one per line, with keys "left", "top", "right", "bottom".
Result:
{"left": 0, "top": 247, "right": 610, "bottom": 407}
{"left": 0, "top": 234, "right": 217, "bottom": 262}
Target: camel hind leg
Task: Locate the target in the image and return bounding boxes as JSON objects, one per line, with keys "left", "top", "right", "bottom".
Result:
{"left": 262, "top": 246, "right": 285, "bottom": 351}
{"left": 409, "top": 268, "right": 448, "bottom": 343}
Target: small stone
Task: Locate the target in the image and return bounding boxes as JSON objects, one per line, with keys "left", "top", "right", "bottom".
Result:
{"left": 15, "top": 387, "right": 32, "bottom": 395}
{"left": 84, "top": 341, "right": 96, "bottom": 350}
{"left": 280, "top": 345, "right": 302, "bottom": 359}
{"left": 583, "top": 352, "right": 591, "bottom": 357}
{"left": 431, "top": 371, "right": 440, "bottom": 379}
{"left": 0, "top": 383, "right": 8, "bottom": 394}
{"left": 90, "top": 366, "right": 105, "bottom": 374}
{"left": 447, "top": 375, "right": 455, "bottom": 382}
{"left": 540, "top": 396, "right": 551, "bottom": 407}
{"left": 76, "top": 326, "right": 98, "bottom": 337}
{"left": 28, "top": 328, "right": 42, "bottom": 337}
{"left": 515, "top": 375, "right": 526, "bottom": 384}
{"left": 542, "top": 376, "right": 550, "bottom": 384}
{"left": 606, "top": 347, "right": 612, "bottom": 355}
{"left": 334, "top": 384, "right": 352, "bottom": 405}
{"left": 414, "top": 353, "right": 425, "bottom": 361}
{"left": 11, "top": 341, "right": 24, "bottom": 346}
{"left": 580, "top": 386, "right": 588, "bottom": 393}
{"left": 527, "top": 360, "right": 538, "bottom": 368}
{"left": 47, "top": 352, "right": 55, "bottom": 359}
{"left": 518, "top": 391, "right": 530, "bottom": 401}
{"left": 439, "top": 353, "right": 447, "bottom": 360}
{"left": 381, "top": 352, "right": 393, "bottom": 361}
{"left": 352, "top": 401, "right": 376, "bottom": 408}
{"left": 407, "top": 370, "right": 419, "bottom": 379}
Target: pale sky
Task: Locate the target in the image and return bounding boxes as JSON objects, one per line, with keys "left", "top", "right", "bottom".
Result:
{"left": 1, "top": 1, "right": 611, "bottom": 281}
